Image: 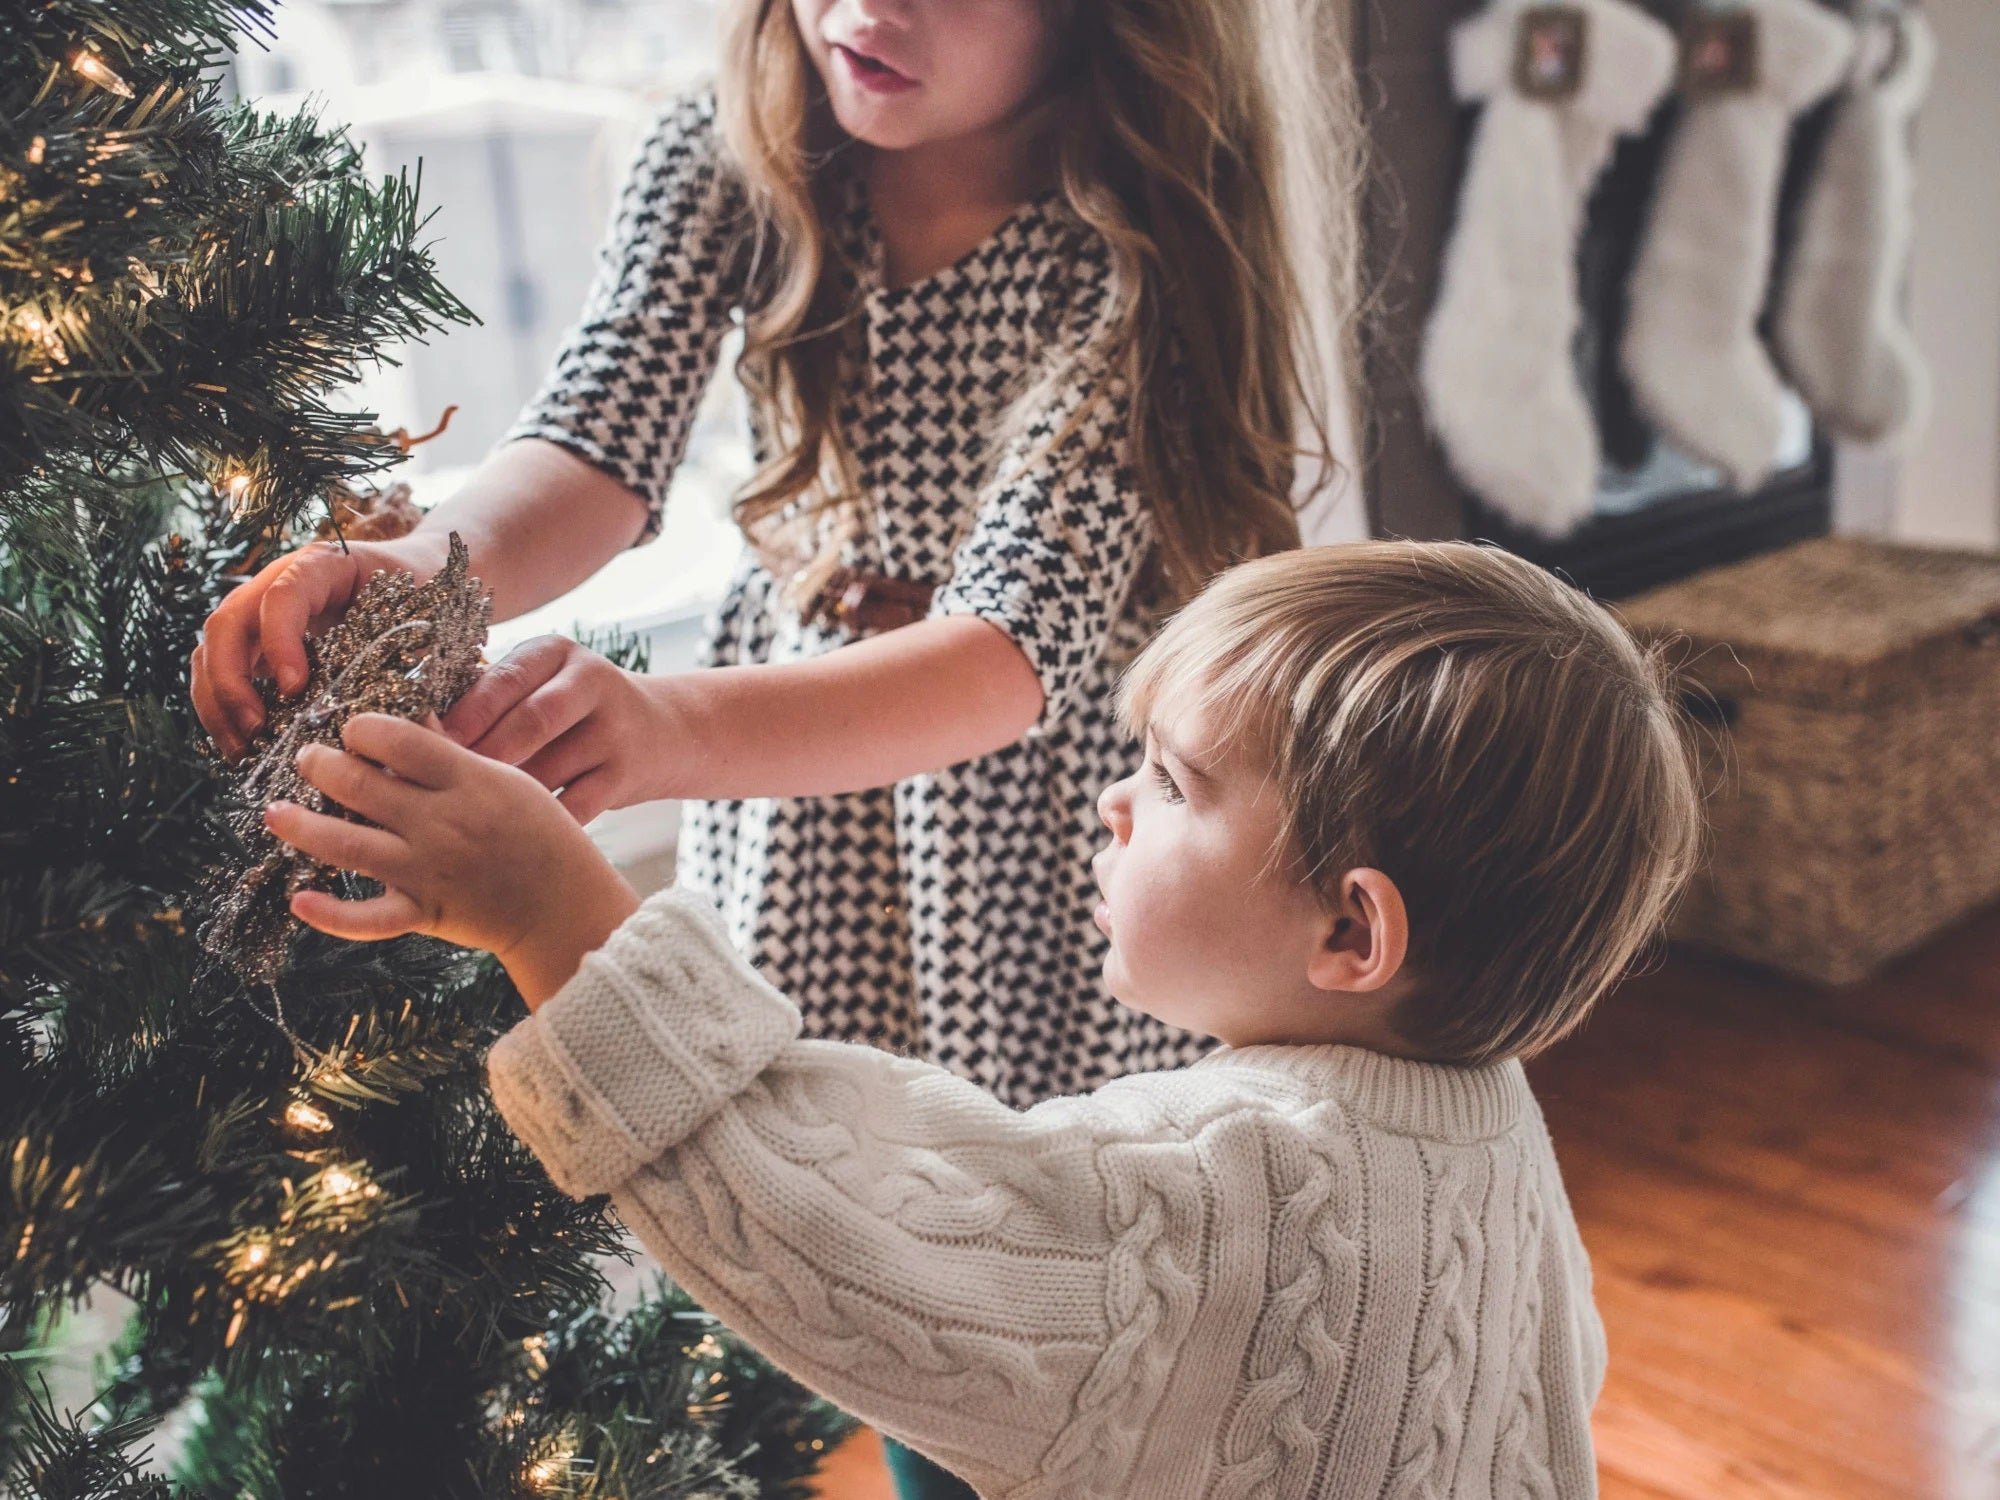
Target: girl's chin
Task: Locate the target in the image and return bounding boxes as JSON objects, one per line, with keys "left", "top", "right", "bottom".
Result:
{"left": 827, "top": 98, "right": 932, "bottom": 151}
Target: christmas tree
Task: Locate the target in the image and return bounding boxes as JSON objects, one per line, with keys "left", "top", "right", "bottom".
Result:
{"left": 0, "top": 3, "right": 849, "bottom": 1494}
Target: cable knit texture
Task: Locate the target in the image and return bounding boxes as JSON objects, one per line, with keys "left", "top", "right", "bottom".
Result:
{"left": 488, "top": 888, "right": 1607, "bottom": 1498}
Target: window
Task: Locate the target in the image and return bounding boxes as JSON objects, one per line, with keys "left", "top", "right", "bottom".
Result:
{"left": 230, "top": 0, "right": 751, "bottom": 657}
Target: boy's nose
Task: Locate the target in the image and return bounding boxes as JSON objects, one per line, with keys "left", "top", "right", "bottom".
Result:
{"left": 1098, "top": 777, "right": 1133, "bottom": 842}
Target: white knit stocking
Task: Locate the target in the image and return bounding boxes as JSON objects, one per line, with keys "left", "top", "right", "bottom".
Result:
{"left": 1621, "top": 0, "right": 1855, "bottom": 491}
{"left": 1773, "top": 1, "right": 1933, "bottom": 446}
{"left": 1421, "top": 0, "right": 1678, "bottom": 537}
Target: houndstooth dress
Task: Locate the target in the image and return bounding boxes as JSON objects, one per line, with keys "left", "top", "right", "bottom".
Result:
{"left": 508, "top": 91, "right": 1208, "bottom": 1106}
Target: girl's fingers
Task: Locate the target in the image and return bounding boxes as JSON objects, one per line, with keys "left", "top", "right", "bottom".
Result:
{"left": 195, "top": 576, "right": 278, "bottom": 750}
{"left": 264, "top": 800, "right": 407, "bottom": 883}
{"left": 554, "top": 768, "right": 615, "bottom": 827}
{"left": 465, "top": 673, "right": 593, "bottom": 769}
{"left": 293, "top": 743, "right": 418, "bottom": 829}
{"left": 516, "top": 722, "right": 607, "bottom": 797}
{"left": 290, "top": 886, "right": 427, "bottom": 942}
{"left": 441, "top": 636, "right": 572, "bottom": 752}
{"left": 189, "top": 642, "right": 243, "bottom": 760}
{"left": 339, "top": 713, "right": 468, "bottom": 789}
{"left": 257, "top": 547, "right": 355, "bottom": 698}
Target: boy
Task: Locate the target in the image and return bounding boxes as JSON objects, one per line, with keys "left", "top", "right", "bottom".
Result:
{"left": 271, "top": 541, "right": 1702, "bottom": 1499}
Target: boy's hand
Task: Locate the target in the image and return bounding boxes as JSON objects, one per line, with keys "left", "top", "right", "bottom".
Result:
{"left": 265, "top": 713, "right": 640, "bottom": 1009}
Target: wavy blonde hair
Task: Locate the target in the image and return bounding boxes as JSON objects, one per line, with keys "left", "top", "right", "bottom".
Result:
{"left": 716, "top": 0, "right": 1365, "bottom": 606}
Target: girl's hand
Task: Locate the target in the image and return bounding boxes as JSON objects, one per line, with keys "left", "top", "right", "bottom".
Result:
{"left": 192, "top": 532, "right": 452, "bottom": 759}
{"left": 438, "top": 635, "right": 670, "bottom": 825}
{"left": 266, "top": 713, "right": 639, "bottom": 1008}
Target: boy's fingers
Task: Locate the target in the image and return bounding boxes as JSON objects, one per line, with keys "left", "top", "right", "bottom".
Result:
{"left": 293, "top": 743, "right": 418, "bottom": 829}
{"left": 339, "top": 713, "right": 467, "bottom": 789}
{"left": 264, "top": 800, "right": 407, "bottom": 884}
{"left": 290, "top": 887, "right": 426, "bottom": 943}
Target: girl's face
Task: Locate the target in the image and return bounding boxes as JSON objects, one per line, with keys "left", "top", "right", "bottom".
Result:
{"left": 791, "top": 0, "right": 1064, "bottom": 153}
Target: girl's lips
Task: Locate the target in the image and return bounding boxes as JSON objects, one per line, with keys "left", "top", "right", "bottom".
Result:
{"left": 833, "top": 42, "right": 920, "bottom": 95}
{"left": 1093, "top": 900, "right": 1112, "bottom": 935}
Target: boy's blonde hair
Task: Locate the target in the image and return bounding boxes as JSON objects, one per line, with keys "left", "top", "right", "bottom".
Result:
{"left": 1121, "top": 542, "right": 1705, "bottom": 1066}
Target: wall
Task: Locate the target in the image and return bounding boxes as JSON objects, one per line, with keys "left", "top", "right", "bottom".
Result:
{"left": 1851, "top": 0, "right": 2000, "bottom": 549}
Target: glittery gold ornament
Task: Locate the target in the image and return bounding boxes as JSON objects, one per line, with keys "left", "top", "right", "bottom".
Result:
{"left": 200, "top": 532, "right": 491, "bottom": 984}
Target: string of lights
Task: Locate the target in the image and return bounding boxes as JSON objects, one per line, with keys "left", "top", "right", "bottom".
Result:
{"left": 1, "top": 3, "right": 849, "bottom": 1494}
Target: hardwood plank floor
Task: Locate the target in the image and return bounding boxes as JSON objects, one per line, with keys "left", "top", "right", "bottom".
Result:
{"left": 1533, "top": 910, "right": 2000, "bottom": 1500}
{"left": 814, "top": 909, "right": 2000, "bottom": 1498}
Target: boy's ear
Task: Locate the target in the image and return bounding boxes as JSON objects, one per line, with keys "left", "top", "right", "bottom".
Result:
{"left": 1305, "top": 868, "right": 1409, "bottom": 995}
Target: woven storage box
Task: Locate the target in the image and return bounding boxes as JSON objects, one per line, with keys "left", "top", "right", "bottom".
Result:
{"left": 1619, "top": 536, "right": 2000, "bottom": 985}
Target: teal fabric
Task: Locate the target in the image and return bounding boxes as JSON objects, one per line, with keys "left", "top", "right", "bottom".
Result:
{"left": 881, "top": 1436, "right": 980, "bottom": 1499}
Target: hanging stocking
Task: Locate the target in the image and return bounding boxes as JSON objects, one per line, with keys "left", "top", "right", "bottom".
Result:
{"left": 1773, "top": 1, "right": 1933, "bottom": 446}
{"left": 1621, "top": 0, "right": 1856, "bottom": 491}
{"left": 1420, "top": 0, "right": 1679, "bottom": 537}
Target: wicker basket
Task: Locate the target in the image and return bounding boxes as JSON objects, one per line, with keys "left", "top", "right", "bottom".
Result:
{"left": 1618, "top": 536, "right": 2000, "bottom": 985}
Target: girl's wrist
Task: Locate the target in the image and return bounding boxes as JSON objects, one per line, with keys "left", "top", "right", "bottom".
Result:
{"left": 636, "top": 669, "right": 721, "bottom": 803}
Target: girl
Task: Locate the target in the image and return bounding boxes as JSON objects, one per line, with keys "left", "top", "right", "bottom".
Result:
{"left": 194, "top": 1, "right": 1361, "bottom": 1488}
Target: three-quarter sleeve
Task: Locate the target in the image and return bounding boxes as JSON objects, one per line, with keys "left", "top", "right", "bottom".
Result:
{"left": 506, "top": 90, "right": 746, "bottom": 543}
{"left": 927, "top": 343, "right": 1155, "bottom": 734}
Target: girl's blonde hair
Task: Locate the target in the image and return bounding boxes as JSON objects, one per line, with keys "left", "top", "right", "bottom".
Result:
{"left": 1121, "top": 543, "right": 1707, "bottom": 1066}
{"left": 716, "top": 0, "right": 1365, "bottom": 606}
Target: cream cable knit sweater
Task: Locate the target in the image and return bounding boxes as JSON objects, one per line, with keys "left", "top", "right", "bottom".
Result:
{"left": 488, "top": 888, "right": 1608, "bottom": 1499}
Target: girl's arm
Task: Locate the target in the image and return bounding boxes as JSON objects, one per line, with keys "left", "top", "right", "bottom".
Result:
{"left": 486, "top": 885, "right": 1222, "bottom": 1497}
{"left": 405, "top": 438, "right": 649, "bottom": 621}
{"left": 444, "top": 614, "right": 1044, "bottom": 810}
{"left": 649, "top": 614, "right": 1045, "bottom": 798}
{"left": 191, "top": 92, "right": 738, "bottom": 756}
{"left": 449, "top": 321, "right": 1152, "bottom": 813}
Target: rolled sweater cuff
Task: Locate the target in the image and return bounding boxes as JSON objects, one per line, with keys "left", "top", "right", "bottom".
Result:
{"left": 487, "top": 886, "right": 801, "bottom": 1199}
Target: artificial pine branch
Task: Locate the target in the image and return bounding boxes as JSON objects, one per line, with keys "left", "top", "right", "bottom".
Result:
{"left": 2, "top": 3, "right": 841, "bottom": 1495}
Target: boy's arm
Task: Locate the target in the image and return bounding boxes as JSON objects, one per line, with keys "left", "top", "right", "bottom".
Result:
{"left": 486, "top": 888, "right": 1213, "bottom": 1496}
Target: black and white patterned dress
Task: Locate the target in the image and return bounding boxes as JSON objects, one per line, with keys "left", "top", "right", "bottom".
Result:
{"left": 509, "top": 91, "right": 1208, "bottom": 1106}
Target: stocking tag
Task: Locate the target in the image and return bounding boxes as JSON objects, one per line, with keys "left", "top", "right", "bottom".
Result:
{"left": 1514, "top": 6, "right": 1589, "bottom": 101}
{"left": 1680, "top": 10, "right": 1760, "bottom": 96}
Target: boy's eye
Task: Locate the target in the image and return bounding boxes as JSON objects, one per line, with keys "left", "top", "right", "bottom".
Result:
{"left": 1149, "top": 758, "right": 1185, "bottom": 804}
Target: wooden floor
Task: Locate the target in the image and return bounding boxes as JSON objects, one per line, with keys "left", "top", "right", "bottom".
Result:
{"left": 814, "top": 911, "right": 2000, "bottom": 1499}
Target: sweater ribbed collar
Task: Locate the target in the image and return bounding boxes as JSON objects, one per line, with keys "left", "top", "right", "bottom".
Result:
{"left": 1193, "top": 1044, "right": 1532, "bottom": 1143}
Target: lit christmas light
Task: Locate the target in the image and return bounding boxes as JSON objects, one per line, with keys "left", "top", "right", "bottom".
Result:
{"left": 285, "top": 1097, "right": 334, "bottom": 1135}
{"left": 17, "top": 311, "right": 67, "bottom": 364}
{"left": 224, "top": 471, "right": 253, "bottom": 511}
{"left": 526, "top": 1449, "right": 571, "bottom": 1490}
{"left": 239, "top": 1240, "right": 270, "bottom": 1270}
{"left": 71, "top": 50, "right": 136, "bottom": 98}
{"left": 320, "top": 1164, "right": 378, "bottom": 1202}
